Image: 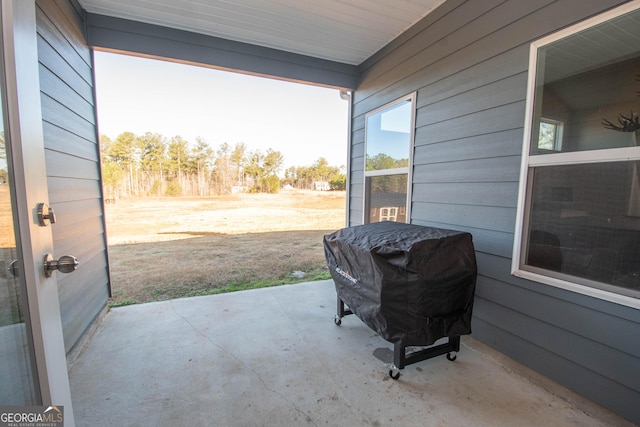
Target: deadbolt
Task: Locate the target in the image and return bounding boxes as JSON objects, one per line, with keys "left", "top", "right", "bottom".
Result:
{"left": 43, "top": 254, "right": 79, "bottom": 277}
{"left": 37, "top": 203, "right": 56, "bottom": 226}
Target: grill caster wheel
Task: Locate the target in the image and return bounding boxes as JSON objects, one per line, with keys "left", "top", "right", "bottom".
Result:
{"left": 446, "top": 352, "right": 457, "bottom": 361}
{"left": 389, "top": 366, "right": 400, "bottom": 380}
{"left": 334, "top": 316, "right": 342, "bottom": 326}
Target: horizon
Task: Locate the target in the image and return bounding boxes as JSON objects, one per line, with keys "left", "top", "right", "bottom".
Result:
{"left": 93, "top": 51, "right": 350, "bottom": 171}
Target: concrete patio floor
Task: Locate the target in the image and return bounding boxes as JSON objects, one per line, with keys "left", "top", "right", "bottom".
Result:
{"left": 68, "top": 280, "right": 633, "bottom": 426}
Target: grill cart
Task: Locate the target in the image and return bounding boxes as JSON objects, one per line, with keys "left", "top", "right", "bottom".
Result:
{"left": 323, "top": 222, "right": 477, "bottom": 379}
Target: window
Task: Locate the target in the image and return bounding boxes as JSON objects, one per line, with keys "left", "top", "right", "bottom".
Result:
{"left": 513, "top": 2, "right": 640, "bottom": 307}
{"left": 537, "top": 118, "right": 564, "bottom": 151}
{"left": 364, "top": 93, "right": 415, "bottom": 224}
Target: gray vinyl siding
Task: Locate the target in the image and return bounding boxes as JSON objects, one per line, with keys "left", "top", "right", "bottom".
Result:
{"left": 351, "top": 0, "right": 640, "bottom": 423}
{"left": 36, "top": 0, "right": 110, "bottom": 354}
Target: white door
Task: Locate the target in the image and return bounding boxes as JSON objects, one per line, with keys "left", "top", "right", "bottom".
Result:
{"left": 0, "top": 1, "right": 75, "bottom": 424}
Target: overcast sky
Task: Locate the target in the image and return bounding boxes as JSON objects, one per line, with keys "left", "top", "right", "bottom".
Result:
{"left": 93, "top": 51, "right": 349, "bottom": 169}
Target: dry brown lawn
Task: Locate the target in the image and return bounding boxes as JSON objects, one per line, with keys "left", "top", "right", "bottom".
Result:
{"left": 106, "top": 190, "right": 346, "bottom": 304}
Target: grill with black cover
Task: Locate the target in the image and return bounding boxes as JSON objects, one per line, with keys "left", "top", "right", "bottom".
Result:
{"left": 323, "top": 221, "right": 477, "bottom": 379}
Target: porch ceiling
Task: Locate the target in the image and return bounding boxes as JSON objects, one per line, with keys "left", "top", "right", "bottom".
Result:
{"left": 77, "top": 0, "right": 446, "bottom": 65}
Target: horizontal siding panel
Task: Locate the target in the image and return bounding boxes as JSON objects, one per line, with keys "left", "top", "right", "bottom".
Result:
{"left": 58, "top": 254, "right": 109, "bottom": 351}
{"left": 52, "top": 217, "right": 105, "bottom": 255}
{"left": 412, "top": 219, "right": 514, "bottom": 258}
{"left": 41, "top": 95, "right": 96, "bottom": 141}
{"left": 349, "top": 168, "right": 363, "bottom": 185}
{"left": 42, "top": 121, "right": 98, "bottom": 163}
{"left": 45, "top": 150, "right": 100, "bottom": 179}
{"left": 355, "top": 0, "right": 614, "bottom": 112}
{"left": 48, "top": 0, "right": 84, "bottom": 39}
{"left": 472, "top": 317, "right": 640, "bottom": 423}
{"left": 51, "top": 212, "right": 103, "bottom": 243}
{"left": 354, "top": 42, "right": 529, "bottom": 120}
{"left": 54, "top": 235, "right": 107, "bottom": 269}
{"left": 351, "top": 128, "right": 365, "bottom": 149}
{"left": 37, "top": 37, "right": 94, "bottom": 103}
{"left": 412, "top": 182, "right": 518, "bottom": 208}
{"left": 351, "top": 156, "right": 365, "bottom": 171}
{"left": 36, "top": 4, "right": 92, "bottom": 81}
{"left": 57, "top": 254, "right": 108, "bottom": 309}
{"left": 351, "top": 139, "right": 364, "bottom": 158}
{"left": 38, "top": 0, "right": 89, "bottom": 63}
{"left": 360, "top": 0, "right": 502, "bottom": 82}
{"left": 39, "top": 63, "right": 94, "bottom": 121}
{"left": 50, "top": 198, "right": 103, "bottom": 224}
{"left": 413, "top": 129, "right": 524, "bottom": 165}
{"left": 356, "top": 0, "right": 548, "bottom": 104}
{"left": 61, "top": 283, "right": 108, "bottom": 353}
{"left": 354, "top": 0, "right": 552, "bottom": 115}
{"left": 348, "top": 214, "right": 362, "bottom": 227}
{"left": 412, "top": 156, "right": 521, "bottom": 184}
{"left": 476, "top": 274, "right": 640, "bottom": 358}
{"left": 417, "top": 72, "right": 527, "bottom": 127}
{"left": 411, "top": 202, "right": 515, "bottom": 233}
{"left": 474, "top": 296, "right": 639, "bottom": 395}
{"left": 476, "top": 252, "right": 640, "bottom": 323}
{"left": 349, "top": 182, "right": 363, "bottom": 195}
{"left": 352, "top": 115, "right": 365, "bottom": 133}
{"left": 416, "top": 46, "right": 529, "bottom": 108}
{"left": 48, "top": 176, "right": 102, "bottom": 203}
{"left": 56, "top": 235, "right": 107, "bottom": 268}
{"left": 416, "top": 101, "right": 526, "bottom": 145}
{"left": 466, "top": 229, "right": 514, "bottom": 259}
{"left": 56, "top": 250, "right": 107, "bottom": 300}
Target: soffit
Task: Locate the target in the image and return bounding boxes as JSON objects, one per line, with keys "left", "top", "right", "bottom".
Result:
{"left": 77, "top": 0, "right": 445, "bottom": 65}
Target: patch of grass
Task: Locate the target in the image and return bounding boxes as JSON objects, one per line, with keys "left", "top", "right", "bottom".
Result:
{"left": 189, "top": 267, "right": 332, "bottom": 297}
{"left": 105, "top": 192, "right": 344, "bottom": 305}
{"left": 109, "top": 267, "right": 333, "bottom": 305}
{"left": 108, "top": 299, "right": 137, "bottom": 308}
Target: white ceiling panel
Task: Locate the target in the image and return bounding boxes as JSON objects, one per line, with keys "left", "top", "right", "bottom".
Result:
{"left": 77, "top": 0, "right": 446, "bottom": 65}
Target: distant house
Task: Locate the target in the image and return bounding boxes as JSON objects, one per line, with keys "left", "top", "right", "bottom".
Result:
{"left": 6, "top": 1, "right": 639, "bottom": 424}
{"left": 313, "top": 181, "right": 330, "bottom": 191}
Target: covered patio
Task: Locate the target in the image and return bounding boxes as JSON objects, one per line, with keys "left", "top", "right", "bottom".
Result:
{"left": 68, "top": 280, "right": 630, "bottom": 426}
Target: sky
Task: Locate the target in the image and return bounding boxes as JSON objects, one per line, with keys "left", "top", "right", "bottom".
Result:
{"left": 93, "top": 51, "right": 349, "bottom": 170}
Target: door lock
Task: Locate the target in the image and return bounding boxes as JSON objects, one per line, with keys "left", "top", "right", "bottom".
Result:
{"left": 37, "top": 203, "right": 56, "bottom": 226}
{"left": 43, "top": 254, "right": 79, "bottom": 277}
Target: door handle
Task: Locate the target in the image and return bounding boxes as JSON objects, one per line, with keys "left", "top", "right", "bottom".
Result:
{"left": 43, "top": 254, "right": 79, "bottom": 277}
{"left": 37, "top": 202, "right": 56, "bottom": 226}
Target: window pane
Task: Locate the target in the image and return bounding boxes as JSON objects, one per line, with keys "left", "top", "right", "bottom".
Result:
{"left": 365, "top": 174, "right": 408, "bottom": 223}
{"left": 366, "top": 99, "right": 412, "bottom": 171}
{"left": 530, "top": 8, "right": 640, "bottom": 155}
{"left": 525, "top": 161, "right": 640, "bottom": 294}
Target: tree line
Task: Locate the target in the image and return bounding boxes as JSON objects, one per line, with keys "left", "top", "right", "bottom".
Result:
{"left": 100, "top": 132, "right": 346, "bottom": 200}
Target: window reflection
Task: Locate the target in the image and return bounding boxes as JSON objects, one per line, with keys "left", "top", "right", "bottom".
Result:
{"left": 364, "top": 94, "right": 414, "bottom": 224}
{"left": 366, "top": 99, "right": 411, "bottom": 170}
{"left": 520, "top": 6, "right": 640, "bottom": 298}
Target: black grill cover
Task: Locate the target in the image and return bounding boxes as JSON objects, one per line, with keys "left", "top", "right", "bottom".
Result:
{"left": 324, "top": 222, "right": 477, "bottom": 346}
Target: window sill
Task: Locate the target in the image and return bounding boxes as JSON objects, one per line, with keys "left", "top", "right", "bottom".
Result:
{"left": 511, "top": 268, "right": 640, "bottom": 310}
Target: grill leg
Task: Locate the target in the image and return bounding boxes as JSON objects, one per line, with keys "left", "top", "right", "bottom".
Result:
{"left": 334, "top": 296, "right": 352, "bottom": 326}
{"left": 390, "top": 336, "right": 462, "bottom": 379}
{"left": 393, "top": 341, "right": 406, "bottom": 369}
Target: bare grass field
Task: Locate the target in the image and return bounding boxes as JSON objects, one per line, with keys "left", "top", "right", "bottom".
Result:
{"left": 106, "top": 190, "right": 346, "bottom": 304}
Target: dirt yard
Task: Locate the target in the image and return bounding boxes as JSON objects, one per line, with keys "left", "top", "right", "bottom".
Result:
{"left": 105, "top": 190, "right": 346, "bottom": 304}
